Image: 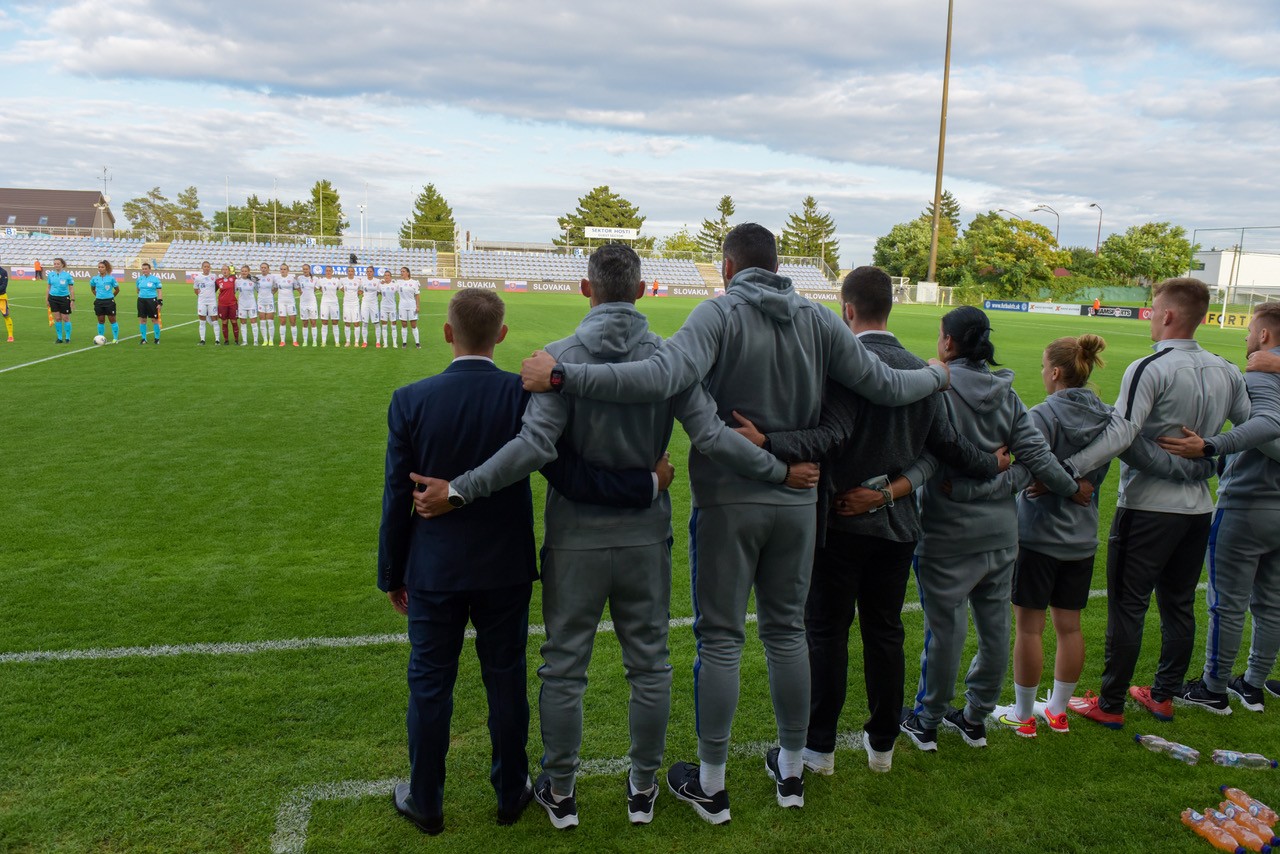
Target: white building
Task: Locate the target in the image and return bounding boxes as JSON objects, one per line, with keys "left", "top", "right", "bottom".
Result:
{"left": 1191, "top": 249, "right": 1280, "bottom": 297}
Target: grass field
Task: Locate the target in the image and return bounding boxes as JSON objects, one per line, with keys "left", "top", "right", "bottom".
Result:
{"left": 2, "top": 280, "right": 1278, "bottom": 853}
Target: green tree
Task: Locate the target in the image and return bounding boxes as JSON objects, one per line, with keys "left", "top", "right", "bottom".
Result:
{"left": 657, "top": 226, "right": 700, "bottom": 255}
{"left": 696, "top": 195, "right": 735, "bottom": 254}
{"left": 124, "top": 187, "right": 210, "bottom": 235}
{"left": 779, "top": 196, "right": 839, "bottom": 270}
{"left": 955, "top": 211, "right": 1070, "bottom": 300}
{"left": 922, "top": 189, "right": 962, "bottom": 232}
{"left": 555, "top": 185, "right": 653, "bottom": 249}
{"left": 399, "top": 183, "right": 456, "bottom": 247}
{"left": 872, "top": 215, "right": 961, "bottom": 284}
{"left": 1098, "top": 222, "right": 1196, "bottom": 286}
{"left": 310, "top": 179, "right": 347, "bottom": 243}
{"left": 173, "top": 186, "right": 208, "bottom": 232}
{"left": 211, "top": 194, "right": 279, "bottom": 239}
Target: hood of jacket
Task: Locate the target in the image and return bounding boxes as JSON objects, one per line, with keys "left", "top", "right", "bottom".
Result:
{"left": 727, "top": 267, "right": 800, "bottom": 324}
{"left": 574, "top": 302, "right": 653, "bottom": 361}
{"left": 1041, "top": 387, "right": 1113, "bottom": 447}
{"left": 947, "top": 358, "right": 1013, "bottom": 415}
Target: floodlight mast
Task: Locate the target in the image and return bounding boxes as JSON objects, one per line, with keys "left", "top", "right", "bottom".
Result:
{"left": 926, "top": 0, "right": 955, "bottom": 285}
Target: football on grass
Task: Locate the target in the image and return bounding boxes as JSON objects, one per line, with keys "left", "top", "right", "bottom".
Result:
{"left": 93, "top": 335, "right": 106, "bottom": 346}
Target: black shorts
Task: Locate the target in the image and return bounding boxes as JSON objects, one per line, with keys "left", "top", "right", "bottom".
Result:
{"left": 138, "top": 298, "right": 159, "bottom": 319}
{"left": 93, "top": 298, "right": 117, "bottom": 317}
{"left": 48, "top": 295, "right": 72, "bottom": 314}
{"left": 1012, "top": 547, "right": 1094, "bottom": 611}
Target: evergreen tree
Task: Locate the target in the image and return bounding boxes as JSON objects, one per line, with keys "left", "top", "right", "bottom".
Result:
{"left": 399, "top": 184, "right": 457, "bottom": 247}
{"left": 696, "top": 195, "right": 735, "bottom": 254}
{"left": 922, "top": 189, "right": 962, "bottom": 231}
{"left": 309, "top": 179, "right": 348, "bottom": 243}
{"left": 779, "top": 196, "right": 839, "bottom": 270}
{"left": 554, "top": 186, "right": 653, "bottom": 249}
{"left": 657, "top": 226, "right": 700, "bottom": 255}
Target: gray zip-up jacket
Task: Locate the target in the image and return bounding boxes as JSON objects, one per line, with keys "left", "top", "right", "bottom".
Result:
{"left": 1218, "top": 347, "right": 1280, "bottom": 511}
{"left": 1062, "top": 339, "right": 1253, "bottom": 515}
{"left": 915, "top": 359, "right": 1079, "bottom": 558}
{"left": 558, "top": 268, "right": 948, "bottom": 508}
{"left": 452, "top": 302, "right": 787, "bottom": 549}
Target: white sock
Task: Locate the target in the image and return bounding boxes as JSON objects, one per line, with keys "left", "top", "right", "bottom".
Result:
{"left": 250, "top": 323, "right": 258, "bottom": 343}
{"left": 1047, "top": 679, "right": 1077, "bottom": 716}
{"left": 699, "top": 762, "right": 725, "bottom": 795}
{"left": 380, "top": 323, "right": 388, "bottom": 346}
{"left": 199, "top": 321, "right": 206, "bottom": 342}
{"left": 401, "top": 326, "right": 408, "bottom": 344}
{"left": 412, "top": 327, "right": 419, "bottom": 344}
{"left": 1014, "top": 683, "right": 1037, "bottom": 721}
{"left": 778, "top": 748, "right": 804, "bottom": 780}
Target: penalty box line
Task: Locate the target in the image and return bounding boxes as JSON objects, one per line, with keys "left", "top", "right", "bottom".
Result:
{"left": 4, "top": 585, "right": 1209, "bottom": 665}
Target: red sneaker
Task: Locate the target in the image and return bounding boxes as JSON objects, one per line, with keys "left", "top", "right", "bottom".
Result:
{"left": 1129, "top": 685, "right": 1174, "bottom": 721}
{"left": 293, "top": 341, "right": 299, "bottom": 347}
{"left": 1068, "top": 691, "right": 1124, "bottom": 729}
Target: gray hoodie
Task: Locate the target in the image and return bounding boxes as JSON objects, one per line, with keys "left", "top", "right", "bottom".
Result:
{"left": 1218, "top": 349, "right": 1280, "bottom": 511}
{"left": 916, "top": 359, "right": 1079, "bottom": 558}
{"left": 560, "top": 268, "right": 948, "bottom": 508}
{"left": 452, "top": 302, "right": 786, "bottom": 549}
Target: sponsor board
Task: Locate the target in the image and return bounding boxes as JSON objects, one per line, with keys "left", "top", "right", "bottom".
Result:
{"left": 531, "top": 281, "right": 575, "bottom": 293}
{"left": 797, "top": 289, "right": 840, "bottom": 304}
{"left": 1093, "top": 305, "right": 1152, "bottom": 320}
{"left": 583, "top": 226, "right": 638, "bottom": 240}
{"left": 1028, "top": 302, "right": 1084, "bottom": 315}
{"left": 455, "top": 279, "right": 501, "bottom": 290}
{"left": 1205, "top": 311, "right": 1252, "bottom": 328}
{"left": 669, "top": 286, "right": 712, "bottom": 298}
{"left": 984, "top": 299, "right": 1029, "bottom": 312}
{"left": 130, "top": 268, "right": 185, "bottom": 282}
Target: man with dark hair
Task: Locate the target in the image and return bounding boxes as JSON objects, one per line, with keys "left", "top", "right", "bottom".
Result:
{"left": 378, "top": 288, "right": 667, "bottom": 835}
{"left": 731, "top": 265, "right": 1004, "bottom": 774}
{"left": 1067, "top": 277, "right": 1261, "bottom": 726}
{"left": 520, "top": 226, "right": 950, "bottom": 822}
{"left": 412, "top": 246, "right": 816, "bottom": 828}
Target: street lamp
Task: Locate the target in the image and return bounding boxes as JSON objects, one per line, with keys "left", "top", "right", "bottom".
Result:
{"left": 1088, "top": 203, "right": 1103, "bottom": 254}
{"left": 1032, "top": 204, "right": 1059, "bottom": 242}
{"left": 997, "top": 209, "right": 1021, "bottom": 220}
{"left": 926, "top": 0, "right": 956, "bottom": 284}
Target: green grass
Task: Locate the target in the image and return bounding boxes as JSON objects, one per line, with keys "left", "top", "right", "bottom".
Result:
{"left": 1, "top": 285, "right": 1277, "bottom": 853}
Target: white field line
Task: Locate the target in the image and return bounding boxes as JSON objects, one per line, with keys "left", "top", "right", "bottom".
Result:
{"left": 0, "top": 319, "right": 199, "bottom": 374}
{"left": 0, "top": 584, "right": 1208, "bottom": 665}
{"left": 269, "top": 729, "right": 868, "bottom": 854}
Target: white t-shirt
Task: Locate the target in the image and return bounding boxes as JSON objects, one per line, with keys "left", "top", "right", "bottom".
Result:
{"left": 193, "top": 273, "right": 217, "bottom": 302}
{"left": 297, "top": 276, "right": 317, "bottom": 305}
{"left": 275, "top": 274, "right": 297, "bottom": 300}
{"left": 317, "top": 278, "right": 340, "bottom": 304}
{"left": 236, "top": 278, "right": 257, "bottom": 305}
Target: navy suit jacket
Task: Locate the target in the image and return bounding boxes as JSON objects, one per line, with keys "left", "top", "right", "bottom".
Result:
{"left": 378, "top": 359, "right": 654, "bottom": 593}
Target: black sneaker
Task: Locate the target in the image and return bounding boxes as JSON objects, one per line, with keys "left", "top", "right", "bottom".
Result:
{"left": 666, "top": 761, "right": 730, "bottom": 825}
{"left": 532, "top": 773, "right": 578, "bottom": 829}
{"left": 139, "top": 339, "right": 146, "bottom": 345}
{"left": 764, "top": 747, "right": 804, "bottom": 809}
{"left": 1229, "top": 675, "right": 1265, "bottom": 712}
{"left": 1267, "top": 679, "right": 1280, "bottom": 699}
{"left": 198, "top": 340, "right": 206, "bottom": 345}
{"left": 1175, "top": 678, "right": 1232, "bottom": 715}
{"left": 626, "top": 777, "right": 658, "bottom": 825}
{"left": 941, "top": 708, "right": 988, "bottom": 748}
{"left": 497, "top": 777, "right": 534, "bottom": 826}
{"left": 393, "top": 782, "right": 443, "bottom": 836}
{"left": 899, "top": 708, "right": 938, "bottom": 752}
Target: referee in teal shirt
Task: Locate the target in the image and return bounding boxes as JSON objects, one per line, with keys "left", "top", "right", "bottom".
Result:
{"left": 136, "top": 262, "right": 163, "bottom": 344}
{"left": 46, "top": 257, "right": 75, "bottom": 343}
{"left": 90, "top": 260, "right": 120, "bottom": 344}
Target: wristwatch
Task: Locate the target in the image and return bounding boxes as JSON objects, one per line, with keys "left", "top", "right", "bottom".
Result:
{"left": 446, "top": 484, "right": 466, "bottom": 508}
{"left": 549, "top": 365, "right": 566, "bottom": 393}
{"left": 1202, "top": 440, "right": 1217, "bottom": 458}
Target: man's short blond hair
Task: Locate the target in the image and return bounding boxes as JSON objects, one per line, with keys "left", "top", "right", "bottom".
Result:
{"left": 1153, "top": 277, "right": 1210, "bottom": 324}
{"left": 1252, "top": 302, "right": 1280, "bottom": 338}
{"left": 448, "top": 289, "right": 505, "bottom": 350}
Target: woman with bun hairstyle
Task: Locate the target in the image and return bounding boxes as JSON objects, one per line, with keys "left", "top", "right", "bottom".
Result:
{"left": 899, "top": 306, "right": 1092, "bottom": 750}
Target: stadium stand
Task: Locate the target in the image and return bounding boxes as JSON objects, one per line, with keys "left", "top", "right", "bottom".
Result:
{"left": 0, "top": 234, "right": 144, "bottom": 268}
{"left": 779, "top": 263, "right": 836, "bottom": 289}
{"left": 457, "top": 250, "right": 703, "bottom": 285}
{"left": 157, "top": 240, "right": 437, "bottom": 273}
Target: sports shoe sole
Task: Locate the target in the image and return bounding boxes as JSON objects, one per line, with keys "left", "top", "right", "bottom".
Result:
{"left": 533, "top": 791, "right": 579, "bottom": 830}
{"left": 666, "top": 779, "right": 730, "bottom": 825}
{"left": 1173, "top": 695, "right": 1232, "bottom": 716}
{"left": 1228, "top": 685, "right": 1265, "bottom": 713}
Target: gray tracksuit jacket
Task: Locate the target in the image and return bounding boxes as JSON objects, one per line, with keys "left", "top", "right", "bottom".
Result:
{"left": 559, "top": 268, "right": 948, "bottom": 508}
{"left": 916, "top": 359, "right": 1079, "bottom": 558}
{"left": 1218, "top": 348, "right": 1280, "bottom": 511}
{"left": 452, "top": 302, "right": 786, "bottom": 549}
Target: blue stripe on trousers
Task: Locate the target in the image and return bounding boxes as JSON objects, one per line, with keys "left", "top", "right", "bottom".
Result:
{"left": 1205, "top": 508, "right": 1225, "bottom": 682}
{"left": 912, "top": 554, "right": 931, "bottom": 714}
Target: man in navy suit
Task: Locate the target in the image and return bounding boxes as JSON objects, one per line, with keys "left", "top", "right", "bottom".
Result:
{"left": 378, "top": 288, "right": 662, "bottom": 834}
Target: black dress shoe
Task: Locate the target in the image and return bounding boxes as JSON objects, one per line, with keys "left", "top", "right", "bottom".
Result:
{"left": 393, "top": 783, "right": 443, "bottom": 835}
{"left": 497, "top": 779, "right": 534, "bottom": 826}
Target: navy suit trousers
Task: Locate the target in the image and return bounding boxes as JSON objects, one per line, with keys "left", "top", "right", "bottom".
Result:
{"left": 406, "top": 582, "right": 532, "bottom": 817}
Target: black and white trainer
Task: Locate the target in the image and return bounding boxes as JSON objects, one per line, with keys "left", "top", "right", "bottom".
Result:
{"left": 1266, "top": 679, "right": 1280, "bottom": 699}
{"left": 899, "top": 708, "right": 938, "bottom": 752}
{"left": 764, "top": 747, "right": 804, "bottom": 809}
{"left": 1175, "top": 678, "right": 1232, "bottom": 715}
{"left": 532, "top": 773, "right": 579, "bottom": 829}
{"left": 666, "top": 761, "right": 730, "bottom": 825}
{"left": 626, "top": 777, "right": 658, "bottom": 825}
{"left": 941, "top": 708, "right": 988, "bottom": 748}
{"left": 1228, "top": 675, "right": 1265, "bottom": 712}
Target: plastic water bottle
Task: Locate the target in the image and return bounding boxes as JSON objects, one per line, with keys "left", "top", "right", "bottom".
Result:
{"left": 1208, "top": 808, "right": 1273, "bottom": 853}
{"left": 1214, "top": 750, "right": 1279, "bottom": 770}
{"left": 1221, "top": 804, "right": 1280, "bottom": 848}
{"left": 1224, "top": 788, "right": 1280, "bottom": 825}
{"left": 1185, "top": 808, "right": 1248, "bottom": 854}
{"left": 1136, "top": 733, "right": 1200, "bottom": 764}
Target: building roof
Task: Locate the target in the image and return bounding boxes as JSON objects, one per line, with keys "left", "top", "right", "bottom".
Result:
{"left": 0, "top": 188, "right": 116, "bottom": 233}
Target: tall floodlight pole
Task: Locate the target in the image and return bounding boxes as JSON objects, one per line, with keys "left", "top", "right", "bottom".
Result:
{"left": 224, "top": 177, "right": 230, "bottom": 239}
{"left": 1032, "top": 204, "right": 1059, "bottom": 242}
{"left": 1089, "top": 203, "right": 1102, "bottom": 254}
{"left": 273, "top": 178, "right": 279, "bottom": 239}
{"left": 926, "top": 0, "right": 955, "bottom": 284}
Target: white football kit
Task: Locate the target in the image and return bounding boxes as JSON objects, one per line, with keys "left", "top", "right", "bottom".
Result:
{"left": 297, "top": 276, "right": 318, "bottom": 320}
{"left": 275, "top": 274, "right": 297, "bottom": 316}
{"left": 360, "top": 276, "right": 380, "bottom": 322}
{"left": 379, "top": 281, "right": 399, "bottom": 321}
{"left": 398, "top": 279, "right": 420, "bottom": 321}
{"left": 236, "top": 279, "right": 258, "bottom": 319}
{"left": 340, "top": 278, "right": 361, "bottom": 322}
{"left": 194, "top": 273, "right": 218, "bottom": 316}
{"left": 256, "top": 274, "right": 277, "bottom": 314}
{"left": 318, "top": 277, "right": 341, "bottom": 321}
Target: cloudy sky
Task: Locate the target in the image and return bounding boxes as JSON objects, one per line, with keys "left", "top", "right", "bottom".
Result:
{"left": 3, "top": 0, "right": 1278, "bottom": 263}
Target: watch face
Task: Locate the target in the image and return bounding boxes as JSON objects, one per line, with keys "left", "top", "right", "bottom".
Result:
{"left": 448, "top": 494, "right": 466, "bottom": 508}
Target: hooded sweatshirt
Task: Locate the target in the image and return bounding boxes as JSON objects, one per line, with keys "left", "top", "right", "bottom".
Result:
{"left": 1217, "top": 349, "right": 1280, "bottom": 511}
{"left": 452, "top": 302, "right": 786, "bottom": 549}
{"left": 560, "top": 268, "right": 948, "bottom": 508}
{"left": 916, "top": 359, "right": 1079, "bottom": 558}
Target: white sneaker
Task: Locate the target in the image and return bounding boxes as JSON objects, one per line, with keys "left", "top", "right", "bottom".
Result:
{"left": 990, "top": 704, "right": 1037, "bottom": 738}
{"left": 801, "top": 748, "right": 834, "bottom": 776}
{"left": 864, "top": 741, "right": 892, "bottom": 773}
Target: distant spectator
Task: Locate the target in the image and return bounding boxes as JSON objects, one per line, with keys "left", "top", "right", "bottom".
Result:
{"left": 33, "top": 259, "right": 44, "bottom": 280}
